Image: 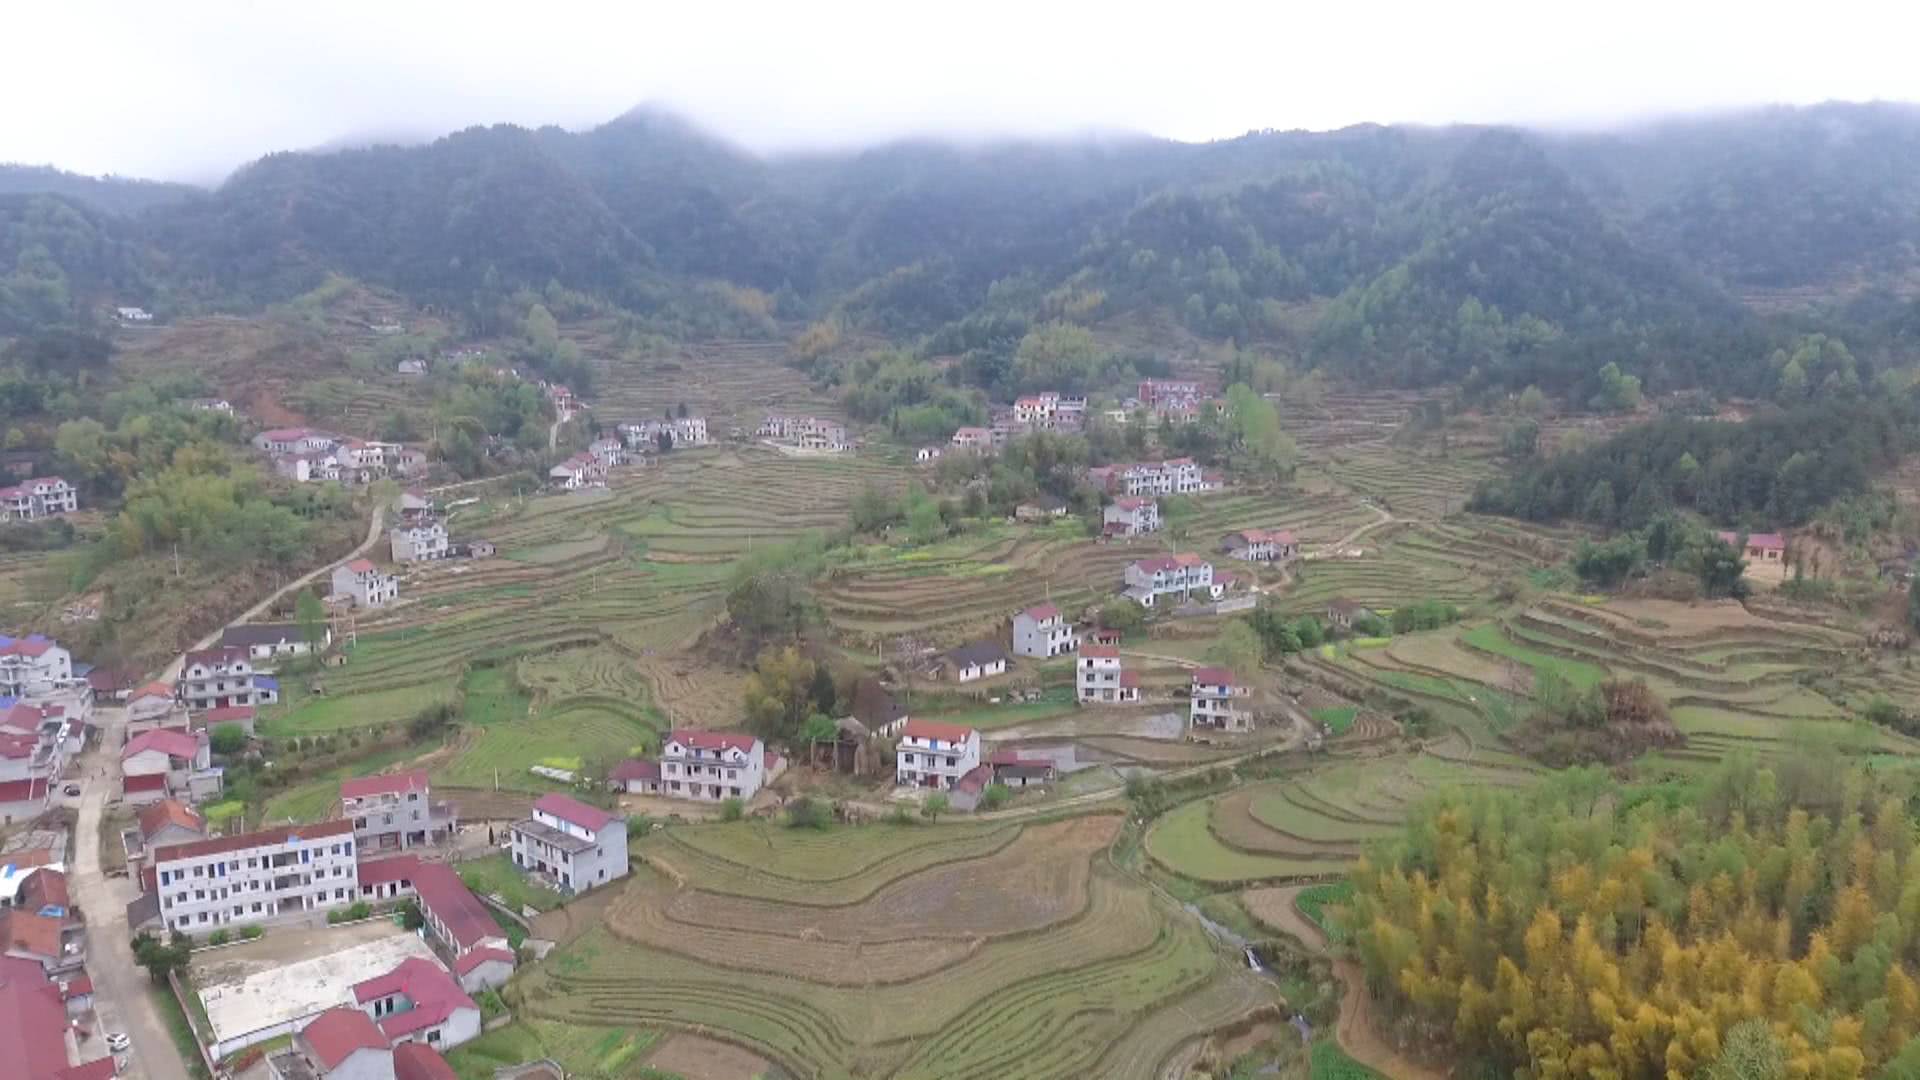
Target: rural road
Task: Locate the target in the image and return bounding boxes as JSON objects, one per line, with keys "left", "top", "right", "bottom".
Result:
{"left": 71, "top": 709, "right": 193, "bottom": 1080}
{"left": 151, "top": 503, "right": 386, "bottom": 684}
{"left": 1313, "top": 502, "right": 1396, "bottom": 557}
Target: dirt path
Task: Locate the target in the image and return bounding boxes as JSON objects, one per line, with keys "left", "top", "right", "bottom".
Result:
{"left": 1243, "top": 885, "right": 1445, "bottom": 1080}
{"left": 1314, "top": 502, "right": 1397, "bottom": 557}
{"left": 150, "top": 503, "right": 386, "bottom": 684}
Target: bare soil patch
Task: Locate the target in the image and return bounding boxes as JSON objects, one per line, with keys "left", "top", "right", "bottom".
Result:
{"left": 644, "top": 1032, "right": 777, "bottom": 1080}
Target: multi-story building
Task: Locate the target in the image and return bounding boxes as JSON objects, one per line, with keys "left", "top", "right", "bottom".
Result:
{"left": 759, "top": 416, "right": 848, "bottom": 450}
{"left": 341, "top": 770, "right": 455, "bottom": 853}
{"left": 1092, "top": 458, "right": 1207, "bottom": 497}
{"left": 658, "top": 730, "right": 766, "bottom": 802}
{"left": 1073, "top": 644, "right": 1138, "bottom": 705}
{"left": 0, "top": 477, "right": 77, "bottom": 520}
{"left": 1138, "top": 378, "right": 1204, "bottom": 407}
{"left": 178, "top": 647, "right": 261, "bottom": 710}
{"left": 1102, "top": 497, "right": 1161, "bottom": 537}
{"left": 218, "top": 622, "right": 330, "bottom": 665}
{"left": 507, "top": 794, "right": 629, "bottom": 894}
{"left": 1222, "top": 528, "right": 1299, "bottom": 562}
{"left": 623, "top": 415, "right": 713, "bottom": 449}
{"left": 894, "top": 720, "right": 981, "bottom": 790}
{"left": 352, "top": 956, "right": 482, "bottom": 1052}
{"left": 332, "top": 559, "right": 397, "bottom": 608}
{"left": 949, "top": 426, "right": 992, "bottom": 452}
{"left": 152, "top": 819, "right": 358, "bottom": 932}
{"left": 587, "top": 437, "right": 626, "bottom": 469}
{"left": 253, "top": 428, "right": 339, "bottom": 455}
{"left": 1190, "top": 667, "right": 1252, "bottom": 732}
{"left": 1011, "top": 394, "right": 1058, "bottom": 425}
{"left": 1123, "top": 554, "right": 1216, "bottom": 608}
{"left": 0, "top": 634, "right": 73, "bottom": 697}
{"left": 1011, "top": 603, "right": 1077, "bottom": 659}
{"left": 389, "top": 520, "right": 449, "bottom": 562}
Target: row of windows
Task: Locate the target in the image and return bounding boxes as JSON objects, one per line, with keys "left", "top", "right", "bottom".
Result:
{"left": 898, "top": 753, "right": 963, "bottom": 768}
{"left": 158, "top": 842, "right": 353, "bottom": 885}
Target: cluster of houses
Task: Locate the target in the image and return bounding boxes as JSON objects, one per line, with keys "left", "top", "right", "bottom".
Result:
{"left": 0, "top": 851, "right": 113, "bottom": 1080}
{"left": 0, "top": 635, "right": 95, "bottom": 826}
{"left": 0, "top": 477, "right": 78, "bottom": 522}
{"left": 1129, "top": 377, "right": 1223, "bottom": 424}
{"left": 759, "top": 415, "right": 850, "bottom": 452}
{"left": 1088, "top": 457, "right": 1216, "bottom": 498}
{"left": 390, "top": 489, "right": 490, "bottom": 561}
{"left": 543, "top": 382, "right": 580, "bottom": 423}
{"left": 253, "top": 428, "right": 429, "bottom": 486}
{"left": 549, "top": 436, "right": 627, "bottom": 490}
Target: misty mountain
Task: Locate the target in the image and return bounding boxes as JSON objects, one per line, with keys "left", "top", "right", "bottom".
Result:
{"left": 0, "top": 164, "right": 198, "bottom": 217}
{"left": 7, "top": 102, "right": 1920, "bottom": 392}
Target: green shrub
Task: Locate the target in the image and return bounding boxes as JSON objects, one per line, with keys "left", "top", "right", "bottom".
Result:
{"left": 981, "top": 783, "right": 1011, "bottom": 811}
{"left": 720, "top": 797, "right": 744, "bottom": 822}
{"left": 207, "top": 929, "right": 230, "bottom": 947}
{"left": 239, "top": 926, "right": 263, "bottom": 941}
{"left": 785, "top": 796, "right": 830, "bottom": 829}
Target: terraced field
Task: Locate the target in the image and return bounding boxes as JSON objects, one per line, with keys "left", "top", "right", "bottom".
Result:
{"left": 516, "top": 812, "right": 1272, "bottom": 1079}
{"left": 585, "top": 337, "right": 843, "bottom": 434}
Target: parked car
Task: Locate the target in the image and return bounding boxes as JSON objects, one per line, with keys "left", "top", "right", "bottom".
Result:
{"left": 106, "top": 1033, "right": 130, "bottom": 1052}
{"left": 63, "top": 784, "right": 80, "bottom": 796}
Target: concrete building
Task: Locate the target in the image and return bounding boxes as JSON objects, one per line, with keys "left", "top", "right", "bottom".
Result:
{"left": 1011, "top": 603, "right": 1077, "bottom": 659}
{"left": 388, "top": 521, "right": 449, "bottom": 563}
{"left": 609, "top": 758, "right": 660, "bottom": 795}
{"left": 0, "top": 635, "right": 74, "bottom": 698}
{"left": 508, "top": 794, "right": 629, "bottom": 894}
{"left": 341, "top": 770, "right": 455, "bottom": 853}
{"left": 1102, "top": 497, "right": 1161, "bottom": 537}
{"left": 1089, "top": 458, "right": 1206, "bottom": 497}
{"left": 894, "top": 720, "right": 981, "bottom": 791}
{"left": 658, "top": 730, "right": 766, "bottom": 802}
{"left": 1222, "top": 528, "right": 1298, "bottom": 562}
{"left": 219, "top": 622, "right": 330, "bottom": 665}
{"left": 453, "top": 946, "right": 516, "bottom": 994}
{"left": 179, "top": 646, "right": 261, "bottom": 710}
{"left": 410, "top": 862, "right": 510, "bottom": 958}
{"left": 121, "top": 729, "right": 215, "bottom": 801}
{"left": 938, "top": 641, "right": 1009, "bottom": 683}
{"left": 1190, "top": 667, "right": 1252, "bottom": 732}
{"left": 0, "top": 477, "right": 78, "bottom": 521}
{"left": 152, "top": 819, "right": 358, "bottom": 932}
{"left": 353, "top": 956, "right": 481, "bottom": 1052}
{"left": 1074, "top": 644, "right": 1139, "bottom": 705}
{"left": 1123, "top": 554, "right": 1215, "bottom": 608}
{"left": 333, "top": 560, "right": 398, "bottom": 609}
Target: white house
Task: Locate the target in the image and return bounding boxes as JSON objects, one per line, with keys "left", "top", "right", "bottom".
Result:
{"left": 341, "top": 770, "right": 455, "bottom": 853}
{"left": 1011, "top": 603, "right": 1077, "bottom": 659}
{"left": 0, "top": 477, "right": 77, "bottom": 520}
{"left": 1222, "top": 528, "right": 1299, "bottom": 562}
{"left": 116, "top": 306, "right": 154, "bottom": 322}
{"left": 454, "top": 946, "right": 517, "bottom": 994}
{"left": 332, "top": 560, "right": 397, "bottom": 609}
{"left": 1123, "top": 554, "right": 1215, "bottom": 608}
{"left": 1102, "top": 497, "right": 1160, "bottom": 537}
{"left": 940, "top": 641, "right": 1009, "bottom": 683}
{"left": 895, "top": 720, "right": 982, "bottom": 790}
{"left": 588, "top": 437, "right": 626, "bottom": 469}
{"left": 1089, "top": 458, "right": 1206, "bottom": 497}
{"left": 126, "top": 681, "right": 183, "bottom": 727}
{"left": 0, "top": 634, "right": 74, "bottom": 697}
{"left": 1190, "top": 667, "right": 1252, "bottom": 732}
{"left": 950, "top": 427, "right": 992, "bottom": 452}
{"left": 609, "top": 759, "right": 660, "bottom": 795}
{"left": 152, "top": 819, "right": 358, "bottom": 932}
{"left": 218, "top": 622, "right": 329, "bottom": 664}
{"left": 253, "top": 428, "right": 338, "bottom": 455}
{"left": 659, "top": 730, "right": 765, "bottom": 802}
{"left": 1075, "top": 644, "right": 1140, "bottom": 705}
{"left": 389, "top": 521, "right": 449, "bottom": 562}
{"left": 396, "top": 358, "right": 428, "bottom": 376}
{"left": 353, "top": 956, "right": 482, "bottom": 1052}
{"left": 915, "top": 445, "right": 943, "bottom": 463}
{"left": 508, "top": 793, "right": 629, "bottom": 893}
{"left": 548, "top": 453, "right": 597, "bottom": 489}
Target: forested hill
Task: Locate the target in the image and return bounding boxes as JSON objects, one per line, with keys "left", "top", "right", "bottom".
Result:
{"left": 9, "top": 101, "right": 1920, "bottom": 394}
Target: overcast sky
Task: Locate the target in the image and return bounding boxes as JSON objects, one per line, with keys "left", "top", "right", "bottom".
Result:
{"left": 9, "top": 0, "right": 1919, "bottom": 184}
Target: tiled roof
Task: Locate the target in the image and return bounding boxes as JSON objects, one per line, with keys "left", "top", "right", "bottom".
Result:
{"left": 0, "top": 909, "right": 62, "bottom": 959}
{"left": 944, "top": 640, "right": 1008, "bottom": 668}
{"left": 139, "top": 799, "right": 206, "bottom": 840}
{"left": 341, "top": 769, "right": 430, "bottom": 800}
{"left": 533, "top": 793, "right": 618, "bottom": 833}
{"left": 182, "top": 646, "right": 248, "bottom": 669}
{"left": 300, "top": 1007, "right": 388, "bottom": 1070}
{"left": 393, "top": 1041, "right": 458, "bottom": 1080}
{"left": 411, "top": 862, "right": 498, "bottom": 950}
{"left": 953, "top": 764, "right": 993, "bottom": 797}
{"left": 154, "top": 818, "right": 353, "bottom": 864}
{"left": 121, "top": 773, "right": 167, "bottom": 794}
{"left": 130, "top": 681, "right": 175, "bottom": 702}
{"left": 610, "top": 759, "right": 660, "bottom": 782}
{"left": 454, "top": 945, "right": 516, "bottom": 976}
{"left": 1192, "top": 667, "right": 1236, "bottom": 686}
{"left": 1078, "top": 644, "right": 1120, "bottom": 660}
{"left": 19, "top": 869, "right": 67, "bottom": 912}
{"left": 667, "top": 730, "right": 759, "bottom": 755}
{"left": 201, "top": 705, "right": 255, "bottom": 726}
{"left": 1021, "top": 603, "right": 1060, "bottom": 621}
{"left": 900, "top": 719, "right": 977, "bottom": 744}
{"left": 0, "top": 777, "right": 51, "bottom": 804}
{"left": 0, "top": 731, "right": 35, "bottom": 759}
{"left": 1121, "top": 670, "right": 1141, "bottom": 688}
{"left": 123, "top": 728, "right": 198, "bottom": 761}
{"left": 345, "top": 558, "right": 377, "bottom": 573}
{"left": 355, "top": 854, "right": 421, "bottom": 886}
{"left": 0, "top": 956, "right": 70, "bottom": 1078}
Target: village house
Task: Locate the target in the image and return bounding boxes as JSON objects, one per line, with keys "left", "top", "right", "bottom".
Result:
{"left": 353, "top": 955, "right": 482, "bottom": 1053}
{"left": 939, "top": 641, "right": 1009, "bottom": 683}
{"left": 946, "top": 765, "right": 998, "bottom": 812}
{"left": 396, "top": 358, "right": 428, "bottom": 376}
{"left": 1222, "top": 528, "right": 1299, "bottom": 562}
{"left": 508, "top": 793, "right": 630, "bottom": 894}
{"left": 0, "top": 906, "right": 81, "bottom": 976}
{"left": 1190, "top": 667, "right": 1253, "bottom": 732}
{"left": 1123, "top": 553, "right": 1216, "bottom": 608}
{"left": 1013, "top": 495, "right": 1070, "bottom": 522}
{"left": 547, "top": 452, "right": 600, "bottom": 490}
{"left": 0, "top": 946, "right": 114, "bottom": 1079}
{"left": 850, "top": 677, "right": 910, "bottom": 738}
{"left": 454, "top": 945, "right": 517, "bottom": 994}
{"left": 151, "top": 819, "right": 358, "bottom": 932}
{"left": 393, "top": 447, "right": 428, "bottom": 477}
{"left": 121, "top": 728, "right": 219, "bottom": 802}
{"left": 1011, "top": 393, "right": 1059, "bottom": 425}
{"left": 0, "top": 634, "right": 74, "bottom": 697}
{"left": 129, "top": 681, "right": 184, "bottom": 731}
{"left": 412, "top": 860, "right": 511, "bottom": 958}
{"left": 188, "top": 397, "right": 234, "bottom": 413}
{"left": 253, "top": 428, "right": 339, "bottom": 455}
{"left": 0, "top": 778, "right": 50, "bottom": 825}
{"left": 123, "top": 799, "right": 207, "bottom": 883}
{"left": 333, "top": 559, "right": 398, "bottom": 608}
{"left": 949, "top": 426, "right": 993, "bottom": 452}
{"left": 1012, "top": 603, "right": 1077, "bottom": 659}
{"left": 1088, "top": 458, "right": 1207, "bottom": 497}
{"left": 915, "top": 445, "right": 943, "bottom": 463}
{"left": 895, "top": 720, "right": 982, "bottom": 791}
{"left": 1075, "top": 644, "right": 1142, "bottom": 705}
{"left": 658, "top": 730, "right": 767, "bottom": 802}
{"left": 1325, "top": 598, "right": 1378, "bottom": 632}
{"left": 1102, "top": 496, "right": 1161, "bottom": 537}
{"left": 116, "top": 305, "right": 154, "bottom": 322}
{"left": 759, "top": 415, "right": 849, "bottom": 451}
{"left": 178, "top": 646, "right": 261, "bottom": 710}
{"left": 1138, "top": 378, "right": 1204, "bottom": 407}
{"left": 389, "top": 520, "right": 450, "bottom": 562}
{"left": 219, "top": 622, "right": 329, "bottom": 665}
{"left": 588, "top": 436, "right": 626, "bottom": 469}
{"left": 0, "top": 703, "right": 66, "bottom": 786}
{"left": 988, "top": 750, "right": 1057, "bottom": 788}
{"left": 0, "top": 477, "right": 77, "bottom": 521}
{"left": 342, "top": 770, "right": 456, "bottom": 853}
{"left": 198, "top": 705, "right": 259, "bottom": 737}
{"left": 354, "top": 854, "right": 420, "bottom": 904}
{"left": 1719, "top": 530, "right": 1790, "bottom": 583}
{"left": 620, "top": 416, "right": 710, "bottom": 450}
{"left": 609, "top": 758, "right": 660, "bottom": 795}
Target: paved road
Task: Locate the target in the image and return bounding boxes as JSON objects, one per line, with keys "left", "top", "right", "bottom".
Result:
{"left": 152, "top": 503, "right": 387, "bottom": 685}
{"left": 71, "top": 707, "right": 192, "bottom": 1080}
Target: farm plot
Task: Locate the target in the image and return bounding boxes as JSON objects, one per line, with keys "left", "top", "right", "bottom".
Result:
{"left": 525, "top": 810, "right": 1251, "bottom": 1079}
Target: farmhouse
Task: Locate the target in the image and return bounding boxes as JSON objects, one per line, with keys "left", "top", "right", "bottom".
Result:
{"left": 548, "top": 453, "right": 599, "bottom": 489}
{"left": 1123, "top": 553, "right": 1215, "bottom": 608}
{"left": 389, "top": 520, "right": 450, "bottom": 562}
{"left": 453, "top": 945, "right": 516, "bottom": 994}
{"left": 1325, "top": 598, "right": 1377, "bottom": 632}
{"left": 151, "top": 819, "right": 358, "bottom": 932}
{"left": 353, "top": 955, "right": 482, "bottom": 1052}
{"left": 137, "top": 799, "right": 208, "bottom": 854}
{"left": 950, "top": 426, "right": 992, "bottom": 452}
{"left": 198, "top": 705, "right": 257, "bottom": 737}
{"left": 1014, "top": 495, "right": 1069, "bottom": 521}
{"left": 333, "top": 560, "right": 398, "bottom": 609}
{"left": 508, "top": 793, "right": 629, "bottom": 893}
{"left": 412, "top": 861, "right": 509, "bottom": 957}
{"left": 620, "top": 416, "right": 710, "bottom": 450}
{"left": 0, "top": 777, "right": 50, "bottom": 825}
{"left": 0, "top": 477, "right": 77, "bottom": 521}
{"left": 1090, "top": 458, "right": 1206, "bottom": 497}
{"left": 916, "top": 445, "right": 943, "bottom": 462}
{"left": 609, "top": 758, "right": 661, "bottom": 795}
{"left": 254, "top": 428, "right": 339, "bottom": 455}
{"left": 342, "top": 770, "right": 455, "bottom": 853}
{"left": 988, "top": 750, "right": 1057, "bottom": 788}
{"left": 219, "top": 622, "right": 329, "bottom": 664}
{"left": 1012, "top": 603, "right": 1077, "bottom": 659}
{"left": 116, "top": 305, "right": 154, "bottom": 322}
{"left": 659, "top": 730, "right": 766, "bottom": 802}
{"left": 1222, "top": 528, "right": 1298, "bottom": 562}
{"left": 189, "top": 397, "right": 234, "bottom": 413}
{"left": 759, "top": 415, "right": 849, "bottom": 451}
{"left": 1138, "top": 378, "right": 1203, "bottom": 407}
{"left": 895, "top": 720, "right": 982, "bottom": 791}
{"left": 0, "top": 634, "right": 74, "bottom": 697}
{"left": 939, "top": 641, "right": 1009, "bottom": 683}
{"left": 946, "top": 765, "right": 998, "bottom": 812}
{"left": 1102, "top": 496, "right": 1160, "bottom": 537}
{"left": 849, "top": 677, "right": 909, "bottom": 737}
{"left": 1075, "top": 644, "right": 1141, "bottom": 705}
{"left": 1190, "top": 667, "right": 1252, "bottom": 732}
{"left": 588, "top": 437, "right": 626, "bottom": 469}
{"left": 121, "top": 729, "right": 216, "bottom": 802}
{"left": 179, "top": 646, "right": 262, "bottom": 710}
{"left": 1718, "top": 530, "right": 1790, "bottom": 584}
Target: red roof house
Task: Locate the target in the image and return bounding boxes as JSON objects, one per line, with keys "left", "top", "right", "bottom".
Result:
{"left": 341, "top": 769, "right": 431, "bottom": 801}
{"left": 898, "top": 719, "right": 978, "bottom": 745}
{"left": 393, "top": 1041, "right": 459, "bottom": 1080}
{"left": 410, "top": 862, "right": 501, "bottom": 953}
{"left": 352, "top": 956, "right": 480, "bottom": 1041}
{"left": 299, "top": 1007, "right": 389, "bottom": 1072}
{"left": 532, "top": 793, "right": 617, "bottom": 833}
